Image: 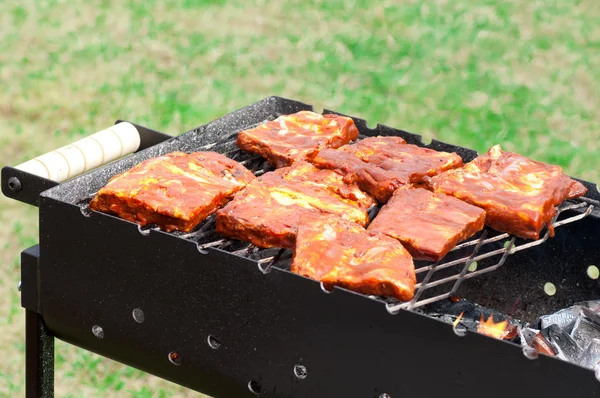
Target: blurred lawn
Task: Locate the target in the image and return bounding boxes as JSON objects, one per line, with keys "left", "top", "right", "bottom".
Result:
{"left": 1, "top": 0, "right": 600, "bottom": 396}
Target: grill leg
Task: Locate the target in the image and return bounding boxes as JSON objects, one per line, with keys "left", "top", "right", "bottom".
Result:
{"left": 26, "top": 310, "right": 54, "bottom": 398}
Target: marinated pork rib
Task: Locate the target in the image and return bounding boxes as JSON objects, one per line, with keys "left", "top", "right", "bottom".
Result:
{"left": 311, "top": 136, "right": 463, "bottom": 202}
{"left": 426, "top": 145, "right": 588, "bottom": 240}
{"left": 216, "top": 161, "right": 376, "bottom": 249}
{"left": 368, "top": 186, "right": 486, "bottom": 261}
{"left": 89, "top": 151, "right": 255, "bottom": 233}
{"left": 292, "top": 214, "right": 416, "bottom": 301}
{"left": 236, "top": 111, "right": 359, "bottom": 168}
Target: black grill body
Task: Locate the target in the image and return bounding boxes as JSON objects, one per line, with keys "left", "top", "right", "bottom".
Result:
{"left": 10, "top": 97, "right": 600, "bottom": 397}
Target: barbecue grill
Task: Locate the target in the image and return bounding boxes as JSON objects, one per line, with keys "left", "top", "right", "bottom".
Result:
{"left": 3, "top": 96, "right": 600, "bottom": 398}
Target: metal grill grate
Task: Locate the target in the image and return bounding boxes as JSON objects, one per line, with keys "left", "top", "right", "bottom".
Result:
{"left": 77, "top": 123, "right": 599, "bottom": 310}
{"left": 385, "top": 198, "right": 596, "bottom": 313}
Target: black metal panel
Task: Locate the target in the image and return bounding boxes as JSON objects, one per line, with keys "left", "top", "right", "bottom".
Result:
{"left": 37, "top": 198, "right": 600, "bottom": 398}
{"left": 428, "top": 138, "right": 480, "bottom": 162}
{"left": 372, "top": 123, "right": 424, "bottom": 146}
{"left": 21, "top": 245, "right": 41, "bottom": 314}
{"left": 1, "top": 167, "right": 59, "bottom": 207}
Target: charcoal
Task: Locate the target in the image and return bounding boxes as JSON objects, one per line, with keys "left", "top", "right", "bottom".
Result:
{"left": 579, "top": 307, "right": 600, "bottom": 326}
{"left": 530, "top": 301, "right": 600, "bottom": 366}
{"left": 571, "top": 317, "right": 600, "bottom": 348}
{"left": 577, "top": 338, "right": 600, "bottom": 370}
{"left": 424, "top": 297, "right": 522, "bottom": 340}
{"left": 574, "top": 300, "right": 600, "bottom": 313}
{"left": 541, "top": 324, "right": 582, "bottom": 362}
{"left": 520, "top": 327, "right": 557, "bottom": 357}
{"left": 539, "top": 307, "right": 580, "bottom": 332}
{"left": 589, "top": 302, "right": 600, "bottom": 313}
{"left": 537, "top": 301, "right": 600, "bottom": 334}
{"left": 519, "top": 327, "right": 539, "bottom": 351}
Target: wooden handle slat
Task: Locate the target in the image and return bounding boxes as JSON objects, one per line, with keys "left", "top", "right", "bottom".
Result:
{"left": 15, "top": 122, "right": 140, "bottom": 182}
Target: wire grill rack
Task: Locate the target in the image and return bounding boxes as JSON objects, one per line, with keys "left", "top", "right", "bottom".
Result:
{"left": 385, "top": 198, "right": 596, "bottom": 312}
{"left": 77, "top": 115, "right": 599, "bottom": 311}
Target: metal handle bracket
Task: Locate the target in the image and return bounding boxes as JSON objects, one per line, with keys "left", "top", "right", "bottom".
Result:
{"left": 2, "top": 121, "right": 171, "bottom": 207}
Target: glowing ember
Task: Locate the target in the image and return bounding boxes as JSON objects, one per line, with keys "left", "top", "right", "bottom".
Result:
{"left": 477, "top": 315, "right": 516, "bottom": 340}
{"left": 453, "top": 312, "right": 464, "bottom": 328}
{"left": 531, "top": 332, "right": 557, "bottom": 357}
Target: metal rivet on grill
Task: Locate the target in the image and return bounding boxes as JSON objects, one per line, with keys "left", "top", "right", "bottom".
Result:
{"left": 207, "top": 335, "right": 221, "bottom": 350}
{"left": 92, "top": 325, "right": 104, "bottom": 339}
{"left": 168, "top": 351, "right": 181, "bottom": 366}
{"left": 544, "top": 282, "right": 557, "bottom": 296}
{"left": 293, "top": 364, "right": 307, "bottom": 380}
{"left": 587, "top": 265, "right": 599, "bottom": 280}
{"left": 7, "top": 177, "right": 22, "bottom": 192}
{"left": 132, "top": 308, "right": 144, "bottom": 324}
{"left": 248, "top": 380, "right": 261, "bottom": 395}
{"left": 522, "top": 346, "right": 539, "bottom": 360}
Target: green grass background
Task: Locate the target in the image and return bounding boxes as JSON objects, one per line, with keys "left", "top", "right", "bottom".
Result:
{"left": 1, "top": 0, "right": 600, "bottom": 396}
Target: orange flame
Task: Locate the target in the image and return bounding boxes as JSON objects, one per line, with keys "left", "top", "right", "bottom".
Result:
{"left": 477, "top": 315, "right": 516, "bottom": 340}
{"left": 453, "top": 312, "right": 464, "bottom": 328}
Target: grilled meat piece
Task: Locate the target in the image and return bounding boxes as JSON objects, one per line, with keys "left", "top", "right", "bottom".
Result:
{"left": 292, "top": 214, "right": 416, "bottom": 301}
{"left": 237, "top": 111, "right": 359, "bottom": 168}
{"left": 216, "top": 161, "right": 375, "bottom": 249}
{"left": 368, "top": 186, "right": 486, "bottom": 261}
{"left": 311, "top": 136, "right": 463, "bottom": 202}
{"left": 89, "top": 151, "right": 255, "bottom": 232}
{"left": 275, "top": 161, "right": 377, "bottom": 205}
{"left": 426, "top": 145, "right": 587, "bottom": 240}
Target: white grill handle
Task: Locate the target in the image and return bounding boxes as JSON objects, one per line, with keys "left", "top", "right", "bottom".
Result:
{"left": 15, "top": 122, "right": 141, "bottom": 182}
